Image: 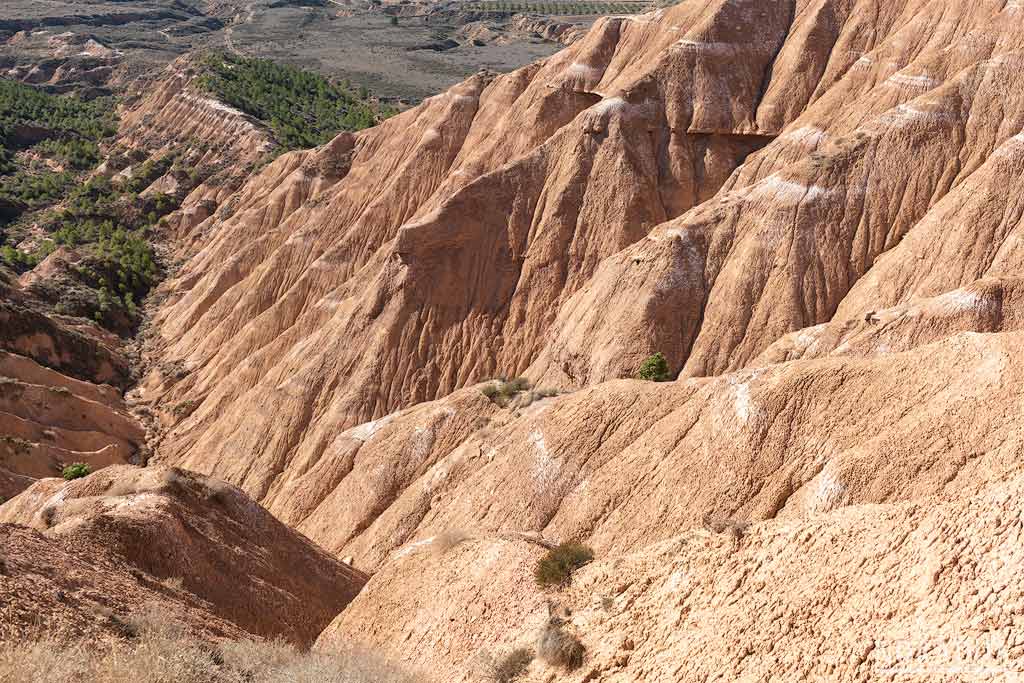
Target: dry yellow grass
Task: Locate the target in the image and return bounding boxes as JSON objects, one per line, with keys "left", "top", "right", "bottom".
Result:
{"left": 0, "top": 605, "right": 422, "bottom": 683}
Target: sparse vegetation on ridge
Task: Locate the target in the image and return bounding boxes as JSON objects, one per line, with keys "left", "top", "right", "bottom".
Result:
{"left": 0, "top": 79, "right": 118, "bottom": 223}
{"left": 0, "top": 80, "right": 117, "bottom": 142}
{"left": 197, "top": 52, "right": 394, "bottom": 152}
{"left": 479, "top": 377, "right": 559, "bottom": 408}
{"left": 61, "top": 463, "right": 91, "bottom": 480}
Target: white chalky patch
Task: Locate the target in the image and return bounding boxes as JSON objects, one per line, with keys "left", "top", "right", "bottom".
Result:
{"left": 185, "top": 94, "right": 249, "bottom": 119}
{"left": 394, "top": 536, "right": 436, "bottom": 558}
{"left": 113, "top": 492, "right": 162, "bottom": 510}
{"left": 421, "top": 128, "right": 441, "bottom": 144}
{"left": 734, "top": 381, "right": 752, "bottom": 422}
{"left": 880, "top": 104, "right": 954, "bottom": 127}
{"left": 43, "top": 488, "right": 67, "bottom": 509}
{"left": 348, "top": 414, "right": 395, "bottom": 441}
{"left": 591, "top": 97, "right": 627, "bottom": 115}
{"left": 409, "top": 426, "right": 436, "bottom": 461}
{"left": 809, "top": 470, "right": 846, "bottom": 513}
{"left": 974, "top": 349, "right": 1006, "bottom": 387}
{"left": 655, "top": 241, "right": 702, "bottom": 291}
{"left": 727, "top": 371, "right": 763, "bottom": 424}
{"left": 938, "top": 288, "right": 991, "bottom": 314}
{"left": 566, "top": 62, "right": 602, "bottom": 79}
{"left": 284, "top": 230, "right": 316, "bottom": 246}
{"left": 781, "top": 126, "right": 827, "bottom": 149}
{"left": 530, "top": 428, "right": 561, "bottom": 490}
{"left": 885, "top": 73, "right": 940, "bottom": 90}
{"left": 673, "top": 39, "right": 736, "bottom": 55}
{"left": 529, "top": 428, "right": 548, "bottom": 457}
{"left": 423, "top": 458, "right": 450, "bottom": 492}
{"left": 992, "top": 132, "right": 1024, "bottom": 159}
{"left": 751, "top": 176, "right": 830, "bottom": 205}
{"left": 663, "top": 568, "right": 690, "bottom": 594}
{"left": 794, "top": 326, "right": 825, "bottom": 354}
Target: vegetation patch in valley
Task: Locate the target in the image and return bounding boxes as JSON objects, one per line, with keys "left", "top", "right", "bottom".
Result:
{"left": 0, "top": 56, "right": 393, "bottom": 337}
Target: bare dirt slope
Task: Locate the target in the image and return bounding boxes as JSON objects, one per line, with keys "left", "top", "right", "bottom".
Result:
{"left": 320, "top": 473, "right": 1024, "bottom": 682}
{"left": 0, "top": 523, "right": 248, "bottom": 644}
{"left": 0, "top": 465, "right": 366, "bottom": 646}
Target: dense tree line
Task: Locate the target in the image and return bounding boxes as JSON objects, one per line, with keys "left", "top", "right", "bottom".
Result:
{"left": 0, "top": 80, "right": 117, "bottom": 142}
{"left": 197, "top": 52, "right": 390, "bottom": 150}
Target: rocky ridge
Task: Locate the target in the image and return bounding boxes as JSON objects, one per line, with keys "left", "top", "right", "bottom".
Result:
{"left": 0, "top": 464, "right": 366, "bottom": 647}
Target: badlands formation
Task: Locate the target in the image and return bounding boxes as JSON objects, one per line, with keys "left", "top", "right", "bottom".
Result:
{"left": 3, "top": 0, "right": 1024, "bottom": 680}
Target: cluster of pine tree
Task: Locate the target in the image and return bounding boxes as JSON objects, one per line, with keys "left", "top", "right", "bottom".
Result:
{"left": 197, "top": 52, "right": 391, "bottom": 150}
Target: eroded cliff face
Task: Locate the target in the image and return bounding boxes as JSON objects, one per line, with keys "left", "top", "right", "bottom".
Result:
{"left": 144, "top": 0, "right": 1023, "bottom": 504}
{"left": 0, "top": 287, "right": 144, "bottom": 499}
{"left": 42, "top": 0, "right": 1024, "bottom": 678}
{"left": 115, "top": 55, "right": 277, "bottom": 249}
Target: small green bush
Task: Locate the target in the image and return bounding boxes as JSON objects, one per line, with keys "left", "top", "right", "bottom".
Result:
{"left": 61, "top": 463, "right": 91, "bottom": 480}
{"left": 172, "top": 399, "right": 198, "bottom": 418}
{"left": 480, "top": 377, "right": 533, "bottom": 407}
{"left": 636, "top": 352, "right": 671, "bottom": 381}
{"left": 534, "top": 543, "right": 594, "bottom": 587}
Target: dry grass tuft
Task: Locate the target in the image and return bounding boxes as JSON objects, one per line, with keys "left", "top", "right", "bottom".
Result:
{"left": 486, "top": 647, "right": 533, "bottom": 682}
{"left": 479, "top": 378, "right": 560, "bottom": 409}
{"left": 701, "top": 511, "right": 750, "bottom": 544}
{"left": 160, "top": 576, "right": 185, "bottom": 591}
{"left": 536, "top": 613, "right": 584, "bottom": 671}
{"left": 0, "top": 606, "right": 422, "bottom": 683}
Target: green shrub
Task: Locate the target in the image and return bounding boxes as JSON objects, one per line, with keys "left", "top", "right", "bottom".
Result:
{"left": 61, "top": 463, "right": 91, "bottom": 480}
{"left": 172, "top": 399, "right": 198, "bottom": 418}
{"left": 534, "top": 543, "right": 594, "bottom": 587}
{"left": 636, "top": 352, "right": 671, "bottom": 381}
